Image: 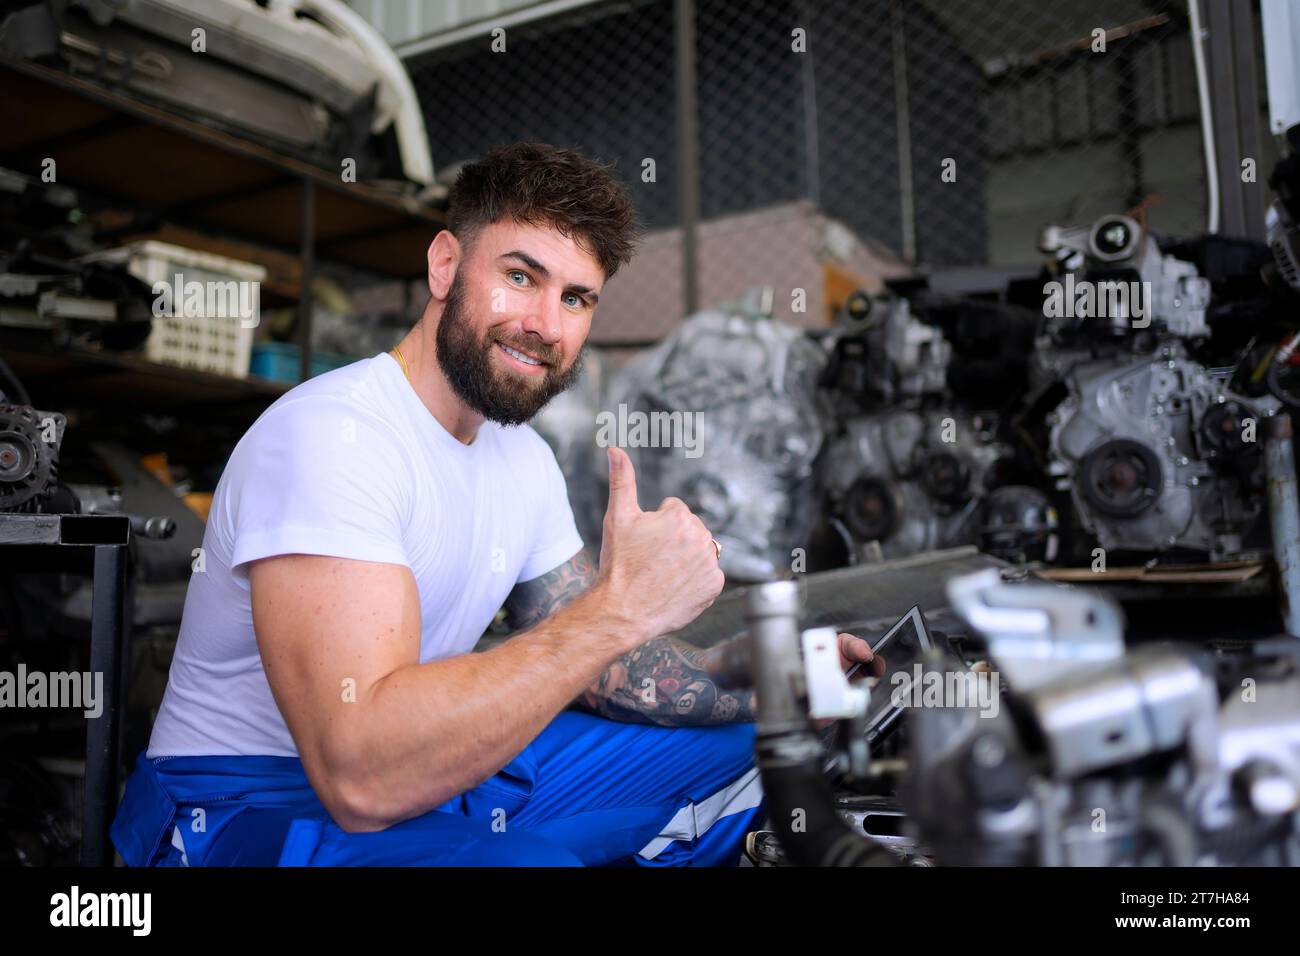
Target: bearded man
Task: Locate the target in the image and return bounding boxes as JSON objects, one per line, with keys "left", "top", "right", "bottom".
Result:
{"left": 112, "top": 142, "right": 873, "bottom": 866}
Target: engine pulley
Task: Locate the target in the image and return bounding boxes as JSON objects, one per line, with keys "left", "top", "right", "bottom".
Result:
{"left": 1078, "top": 438, "right": 1163, "bottom": 518}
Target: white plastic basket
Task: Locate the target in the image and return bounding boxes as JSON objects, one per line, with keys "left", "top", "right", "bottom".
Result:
{"left": 82, "top": 240, "right": 267, "bottom": 378}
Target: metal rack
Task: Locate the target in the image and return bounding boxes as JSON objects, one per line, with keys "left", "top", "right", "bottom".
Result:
{"left": 0, "top": 513, "right": 130, "bottom": 867}
{"left": 0, "top": 54, "right": 445, "bottom": 384}
{"left": 0, "top": 49, "right": 447, "bottom": 865}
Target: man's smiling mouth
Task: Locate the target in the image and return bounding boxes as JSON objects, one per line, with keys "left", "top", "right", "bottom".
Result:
{"left": 496, "top": 341, "right": 547, "bottom": 368}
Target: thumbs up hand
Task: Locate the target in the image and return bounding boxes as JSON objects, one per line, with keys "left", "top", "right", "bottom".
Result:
{"left": 595, "top": 446, "right": 725, "bottom": 647}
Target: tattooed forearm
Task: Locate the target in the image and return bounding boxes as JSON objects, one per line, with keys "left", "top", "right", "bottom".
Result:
{"left": 503, "top": 549, "right": 597, "bottom": 631}
{"left": 578, "top": 636, "right": 757, "bottom": 727}
{"left": 502, "top": 547, "right": 753, "bottom": 726}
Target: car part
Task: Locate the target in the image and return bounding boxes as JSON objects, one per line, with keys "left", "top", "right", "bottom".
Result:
{"left": 0, "top": 0, "right": 434, "bottom": 188}
{"left": 904, "top": 569, "right": 1300, "bottom": 866}
{"left": 1263, "top": 414, "right": 1300, "bottom": 636}
{"left": 718, "top": 565, "right": 1300, "bottom": 866}
{"left": 1033, "top": 214, "right": 1266, "bottom": 557}
{"left": 979, "top": 485, "right": 1058, "bottom": 564}
{"left": 1043, "top": 344, "right": 1264, "bottom": 555}
{"left": 1039, "top": 213, "right": 1211, "bottom": 339}
{"left": 818, "top": 291, "right": 1007, "bottom": 563}
{"left": 0, "top": 403, "right": 64, "bottom": 512}
{"left": 740, "top": 580, "right": 896, "bottom": 867}
{"left": 823, "top": 409, "right": 1004, "bottom": 561}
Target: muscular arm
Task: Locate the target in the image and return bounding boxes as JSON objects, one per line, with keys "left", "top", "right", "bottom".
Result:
{"left": 250, "top": 553, "right": 646, "bottom": 834}
{"left": 504, "top": 548, "right": 755, "bottom": 726}
{"left": 248, "top": 445, "right": 728, "bottom": 834}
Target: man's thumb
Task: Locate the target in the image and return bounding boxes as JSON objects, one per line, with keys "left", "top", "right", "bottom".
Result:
{"left": 605, "top": 446, "right": 640, "bottom": 519}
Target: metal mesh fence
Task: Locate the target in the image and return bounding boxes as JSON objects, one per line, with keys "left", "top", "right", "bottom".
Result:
{"left": 402, "top": 0, "right": 1221, "bottom": 343}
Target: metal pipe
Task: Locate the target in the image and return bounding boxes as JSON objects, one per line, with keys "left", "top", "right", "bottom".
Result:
{"left": 744, "top": 581, "right": 897, "bottom": 866}
{"left": 890, "top": 0, "right": 916, "bottom": 263}
{"left": 82, "top": 543, "right": 128, "bottom": 866}
{"left": 1188, "top": 0, "right": 1221, "bottom": 234}
{"left": 297, "top": 178, "right": 317, "bottom": 384}
{"left": 674, "top": 0, "right": 700, "bottom": 318}
{"left": 798, "top": 0, "right": 820, "bottom": 208}
{"left": 1264, "top": 413, "right": 1300, "bottom": 636}
{"left": 706, "top": 634, "right": 753, "bottom": 691}
{"left": 745, "top": 581, "right": 806, "bottom": 733}
{"left": 294, "top": 0, "right": 435, "bottom": 187}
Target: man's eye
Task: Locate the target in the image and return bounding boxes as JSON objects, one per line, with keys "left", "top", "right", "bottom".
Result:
{"left": 508, "top": 270, "right": 529, "bottom": 285}
{"left": 563, "top": 293, "right": 583, "bottom": 308}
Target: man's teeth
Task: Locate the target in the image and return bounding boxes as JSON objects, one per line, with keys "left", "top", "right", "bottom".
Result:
{"left": 499, "top": 343, "right": 542, "bottom": 366}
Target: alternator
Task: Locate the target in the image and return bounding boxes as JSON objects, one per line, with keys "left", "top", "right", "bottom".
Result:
{"left": 0, "top": 404, "right": 65, "bottom": 512}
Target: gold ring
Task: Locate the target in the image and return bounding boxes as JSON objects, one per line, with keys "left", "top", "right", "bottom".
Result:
{"left": 712, "top": 538, "right": 722, "bottom": 561}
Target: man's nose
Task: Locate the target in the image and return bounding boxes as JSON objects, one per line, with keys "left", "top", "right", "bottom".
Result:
{"left": 518, "top": 297, "right": 563, "bottom": 345}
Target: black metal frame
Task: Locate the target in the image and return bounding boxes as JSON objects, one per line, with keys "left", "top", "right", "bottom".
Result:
{"left": 0, "top": 513, "right": 131, "bottom": 867}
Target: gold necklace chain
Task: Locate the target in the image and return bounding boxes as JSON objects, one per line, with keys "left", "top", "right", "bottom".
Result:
{"left": 391, "top": 345, "right": 412, "bottom": 383}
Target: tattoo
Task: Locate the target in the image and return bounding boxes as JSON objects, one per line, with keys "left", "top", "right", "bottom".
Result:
{"left": 582, "top": 637, "right": 756, "bottom": 727}
{"left": 503, "top": 549, "right": 596, "bottom": 631}
{"left": 501, "top": 547, "right": 753, "bottom": 726}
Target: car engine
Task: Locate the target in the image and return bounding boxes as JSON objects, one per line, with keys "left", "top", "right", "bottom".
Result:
{"left": 819, "top": 292, "right": 1007, "bottom": 562}
{"left": 1031, "top": 214, "right": 1269, "bottom": 557}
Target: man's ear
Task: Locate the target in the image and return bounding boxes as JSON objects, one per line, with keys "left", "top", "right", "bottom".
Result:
{"left": 426, "top": 229, "right": 461, "bottom": 299}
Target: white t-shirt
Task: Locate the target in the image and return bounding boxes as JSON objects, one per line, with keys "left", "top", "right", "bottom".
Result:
{"left": 147, "top": 351, "right": 584, "bottom": 757}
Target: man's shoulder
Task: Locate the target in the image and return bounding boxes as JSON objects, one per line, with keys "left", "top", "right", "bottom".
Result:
{"left": 230, "top": 355, "right": 413, "bottom": 474}
{"left": 244, "top": 355, "right": 407, "bottom": 440}
{"left": 262, "top": 353, "right": 388, "bottom": 416}
{"left": 212, "top": 355, "right": 416, "bottom": 534}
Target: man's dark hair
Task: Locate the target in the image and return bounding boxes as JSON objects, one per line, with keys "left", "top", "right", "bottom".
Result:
{"left": 447, "top": 142, "right": 640, "bottom": 280}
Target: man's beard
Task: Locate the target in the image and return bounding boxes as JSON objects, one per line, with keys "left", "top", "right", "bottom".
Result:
{"left": 434, "top": 273, "right": 586, "bottom": 426}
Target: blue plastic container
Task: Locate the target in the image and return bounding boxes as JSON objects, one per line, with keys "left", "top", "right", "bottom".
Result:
{"left": 249, "top": 342, "right": 354, "bottom": 383}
